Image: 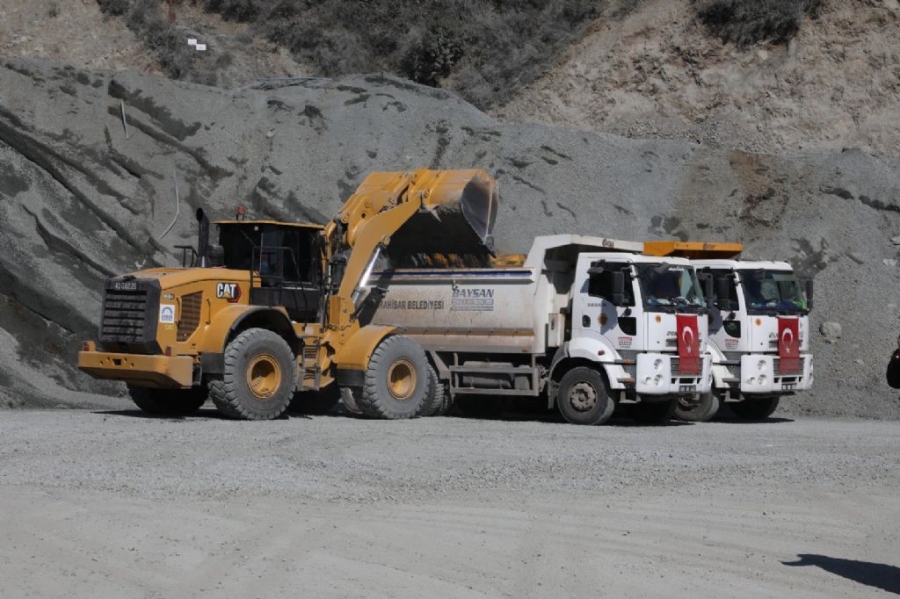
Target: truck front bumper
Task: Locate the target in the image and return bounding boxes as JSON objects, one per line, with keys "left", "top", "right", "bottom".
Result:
{"left": 736, "top": 354, "right": 813, "bottom": 395}
{"left": 635, "top": 353, "right": 712, "bottom": 396}
{"left": 78, "top": 342, "right": 194, "bottom": 389}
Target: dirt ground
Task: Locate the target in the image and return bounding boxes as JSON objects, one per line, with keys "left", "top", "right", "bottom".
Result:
{"left": 1, "top": 408, "right": 898, "bottom": 598}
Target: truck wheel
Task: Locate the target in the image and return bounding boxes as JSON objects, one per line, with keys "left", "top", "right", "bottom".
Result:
{"left": 556, "top": 367, "right": 614, "bottom": 425}
{"left": 674, "top": 392, "right": 720, "bottom": 422}
{"left": 731, "top": 396, "right": 780, "bottom": 420}
{"left": 289, "top": 385, "right": 341, "bottom": 415}
{"left": 630, "top": 398, "right": 677, "bottom": 425}
{"left": 357, "top": 335, "right": 429, "bottom": 419}
{"left": 209, "top": 328, "right": 296, "bottom": 420}
{"left": 340, "top": 387, "right": 363, "bottom": 415}
{"left": 128, "top": 386, "right": 207, "bottom": 416}
{"left": 417, "top": 365, "right": 445, "bottom": 417}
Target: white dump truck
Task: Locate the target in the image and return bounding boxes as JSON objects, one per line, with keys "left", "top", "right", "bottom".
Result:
{"left": 650, "top": 243, "right": 814, "bottom": 421}
{"left": 351, "top": 235, "right": 715, "bottom": 425}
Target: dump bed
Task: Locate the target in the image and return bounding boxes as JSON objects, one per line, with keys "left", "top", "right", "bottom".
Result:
{"left": 365, "top": 235, "right": 645, "bottom": 354}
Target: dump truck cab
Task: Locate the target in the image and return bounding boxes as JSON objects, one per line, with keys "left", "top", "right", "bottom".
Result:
{"left": 569, "top": 251, "right": 712, "bottom": 400}
{"left": 692, "top": 258, "right": 814, "bottom": 420}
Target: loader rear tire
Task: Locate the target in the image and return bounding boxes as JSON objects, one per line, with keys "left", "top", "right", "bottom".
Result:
{"left": 630, "top": 398, "right": 677, "bottom": 425}
{"left": 675, "top": 392, "right": 720, "bottom": 422}
{"left": 209, "top": 328, "right": 296, "bottom": 420}
{"left": 730, "top": 396, "right": 780, "bottom": 420}
{"left": 128, "top": 386, "right": 207, "bottom": 416}
{"left": 289, "top": 385, "right": 341, "bottom": 415}
{"left": 556, "top": 367, "right": 614, "bottom": 425}
{"left": 356, "top": 335, "right": 429, "bottom": 419}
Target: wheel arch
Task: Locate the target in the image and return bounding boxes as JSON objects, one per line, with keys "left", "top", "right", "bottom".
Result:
{"left": 202, "top": 305, "right": 299, "bottom": 355}
{"left": 332, "top": 324, "right": 398, "bottom": 386}
{"left": 547, "top": 345, "right": 612, "bottom": 410}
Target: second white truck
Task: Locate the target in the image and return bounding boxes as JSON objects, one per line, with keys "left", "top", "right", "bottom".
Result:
{"left": 657, "top": 245, "right": 814, "bottom": 421}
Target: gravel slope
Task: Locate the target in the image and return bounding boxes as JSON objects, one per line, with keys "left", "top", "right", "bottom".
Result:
{"left": 2, "top": 58, "right": 900, "bottom": 419}
{"left": 2, "top": 409, "right": 899, "bottom": 598}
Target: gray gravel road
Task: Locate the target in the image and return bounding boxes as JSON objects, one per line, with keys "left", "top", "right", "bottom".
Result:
{"left": 2, "top": 408, "right": 899, "bottom": 598}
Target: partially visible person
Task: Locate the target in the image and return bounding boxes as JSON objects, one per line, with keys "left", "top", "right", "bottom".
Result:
{"left": 887, "top": 335, "right": 900, "bottom": 389}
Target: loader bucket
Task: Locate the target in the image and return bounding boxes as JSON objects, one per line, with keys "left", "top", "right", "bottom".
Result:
{"left": 388, "top": 169, "right": 499, "bottom": 266}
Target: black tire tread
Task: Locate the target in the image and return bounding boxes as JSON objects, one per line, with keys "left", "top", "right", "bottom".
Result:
{"left": 731, "top": 395, "right": 780, "bottom": 420}
{"left": 631, "top": 398, "right": 677, "bottom": 425}
{"left": 208, "top": 328, "right": 296, "bottom": 421}
{"left": 556, "top": 366, "right": 614, "bottom": 426}
{"left": 356, "top": 335, "right": 428, "bottom": 420}
{"left": 675, "top": 392, "right": 720, "bottom": 422}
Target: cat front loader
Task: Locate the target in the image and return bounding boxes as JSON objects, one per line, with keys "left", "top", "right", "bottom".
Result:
{"left": 78, "top": 168, "right": 498, "bottom": 419}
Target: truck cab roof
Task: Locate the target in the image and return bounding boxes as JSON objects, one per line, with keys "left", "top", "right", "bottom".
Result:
{"left": 692, "top": 259, "right": 794, "bottom": 271}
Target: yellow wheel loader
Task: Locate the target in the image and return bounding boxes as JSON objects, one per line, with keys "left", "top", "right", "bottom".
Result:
{"left": 78, "top": 169, "right": 498, "bottom": 420}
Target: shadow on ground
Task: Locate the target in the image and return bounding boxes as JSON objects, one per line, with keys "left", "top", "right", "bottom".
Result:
{"left": 783, "top": 554, "right": 900, "bottom": 595}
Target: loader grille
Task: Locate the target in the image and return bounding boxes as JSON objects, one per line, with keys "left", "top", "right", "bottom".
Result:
{"left": 100, "top": 289, "right": 149, "bottom": 343}
{"left": 177, "top": 292, "right": 202, "bottom": 341}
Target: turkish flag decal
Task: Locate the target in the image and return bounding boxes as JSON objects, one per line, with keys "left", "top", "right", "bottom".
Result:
{"left": 676, "top": 314, "right": 701, "bottom": 375}
{"left": 778, "top": 317, "right": 801, "bottom": 373}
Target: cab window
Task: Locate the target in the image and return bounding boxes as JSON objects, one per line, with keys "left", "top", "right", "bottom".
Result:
{"left": 588, "top": 265, "right": 635, "bottom": 306}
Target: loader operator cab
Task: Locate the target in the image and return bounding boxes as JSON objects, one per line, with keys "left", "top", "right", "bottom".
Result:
{"left": 214, "top": 220, "right": 325, "bottom": 323}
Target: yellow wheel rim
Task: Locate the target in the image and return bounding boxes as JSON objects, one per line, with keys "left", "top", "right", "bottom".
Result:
{"left": 246, "top": 354, "right": 281, "bottom": 400}
{"left": 387, "top": 359, "right": 416, "bottom": 401}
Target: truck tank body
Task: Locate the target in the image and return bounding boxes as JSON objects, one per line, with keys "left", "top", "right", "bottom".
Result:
{"left": 364, "top": 267, "right": 539, "bottom": 353}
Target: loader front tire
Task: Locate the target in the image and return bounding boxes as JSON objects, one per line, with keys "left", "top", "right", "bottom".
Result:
{"left": 356, "top": 335, "right": 429, "bottom": 419}
{"left": 128, "top": 386, "right": 207, "bottom": 416}
{"left": 209, "top": 328, "right": 296, "bottom": 420}
{"left": 556, "top": 367, "right": 614, "bottom": 425}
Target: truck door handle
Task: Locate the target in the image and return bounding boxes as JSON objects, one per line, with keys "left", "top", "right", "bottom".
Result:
{"left": 582, "top": 315, "right": 591, "bottom": 327}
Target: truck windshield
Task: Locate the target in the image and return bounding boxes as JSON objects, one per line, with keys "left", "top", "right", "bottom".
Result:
{"left": 740, "top": 270, "right": 806, "bottom": 312}
{"left": 637, "top": 264, "right": 704, "bottom": 310}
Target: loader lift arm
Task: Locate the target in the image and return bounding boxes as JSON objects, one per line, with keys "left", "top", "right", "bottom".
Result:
{"left": 322, "top": 168, "right": 497, "bottom": 330}
{"left": 318, "top": 168, "right": 498, "bottom": 374}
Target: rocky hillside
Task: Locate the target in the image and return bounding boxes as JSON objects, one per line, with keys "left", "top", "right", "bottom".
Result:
{"left": 1, "top": 57, "right": 899, "bottom": 418}
{"left": 500, "top": 0, "right": 900, "bottom": 157}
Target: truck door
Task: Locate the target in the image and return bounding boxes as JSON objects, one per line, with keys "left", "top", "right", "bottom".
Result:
{"left": 576, "top": 262, "right": 637, "bottom": 353}
{"left": 706, "top": 268, "right": 745, "bottom": 353}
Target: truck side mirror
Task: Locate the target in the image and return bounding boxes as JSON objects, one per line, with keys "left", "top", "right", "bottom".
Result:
{"left": 715, "top": 277, "right": 730, "bottom": 310}
{"left": 611, "top": 271, "right": 625, "bottom": 306}
{"left": 805, "top": 279, "right": 814, "bottom": 311}
{"left": 702, "top": 274, "right": 714, "bottom": 309}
